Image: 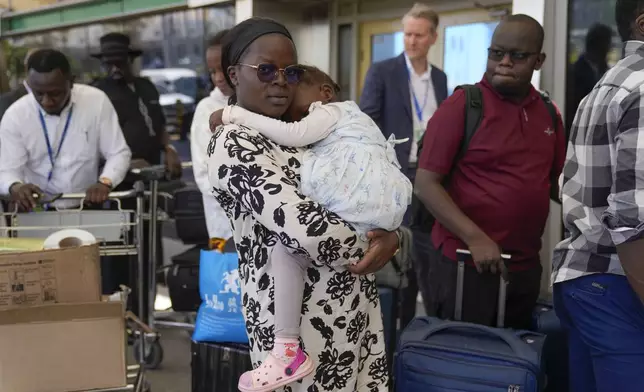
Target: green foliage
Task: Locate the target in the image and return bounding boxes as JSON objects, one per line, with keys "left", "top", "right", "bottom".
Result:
{"left": 1, "top": 40, "right": 29, "bottom": 82}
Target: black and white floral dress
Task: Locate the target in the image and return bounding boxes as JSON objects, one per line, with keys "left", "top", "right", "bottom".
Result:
{"left": 207, "top": 123, "right": 389, "bottom": 392}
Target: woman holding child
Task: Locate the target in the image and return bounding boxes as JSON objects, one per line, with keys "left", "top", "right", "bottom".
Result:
{"left": 207, "top": 17, "right": 407, "bottom": 392}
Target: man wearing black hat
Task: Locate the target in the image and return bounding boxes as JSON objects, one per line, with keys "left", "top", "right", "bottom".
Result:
{"left": 91, "top": 32, "right": 182, "bottom": 178}
{"left": 91, "top": 33, "right": 181, "bottom": 316}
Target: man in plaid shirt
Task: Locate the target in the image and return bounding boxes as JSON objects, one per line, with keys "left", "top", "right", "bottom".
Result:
{"left": 553, "top": 1, "right": 644, "bottom": 390}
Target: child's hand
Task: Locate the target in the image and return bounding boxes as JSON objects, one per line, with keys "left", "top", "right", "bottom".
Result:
{"left": 209, "top": 109, "right": 224, "bottom": 133}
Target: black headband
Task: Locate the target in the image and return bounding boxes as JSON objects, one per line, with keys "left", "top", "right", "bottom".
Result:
{"left": 221, "top": 17, "right": 293, "bottom": 89}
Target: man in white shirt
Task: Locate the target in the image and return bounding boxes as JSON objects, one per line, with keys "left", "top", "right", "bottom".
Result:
{"left": 360, "top": 3, "right": 448, "bottom": 329}
{"left": 0, "top": 49, "right": 131, "bottom": 211}
{"left": 191, "top": 29, "right": 233, "bottom": 247}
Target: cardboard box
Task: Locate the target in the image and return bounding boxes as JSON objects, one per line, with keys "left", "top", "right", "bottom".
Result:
{"left": 0, "top": 244, "right": 101, "bottom": 310}
{"left": 0, "top": 237, "right": 46, "bottom": 252}
{"left": 0, "top": 301, "right": 127, "bottom": 392}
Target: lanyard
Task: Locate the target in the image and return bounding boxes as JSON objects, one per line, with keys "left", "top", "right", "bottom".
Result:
{"left": 408, "top": 71, "right": 430, "bottom": 124}
{"left": 39, "top": 105, "right": 74, "bottom": 183}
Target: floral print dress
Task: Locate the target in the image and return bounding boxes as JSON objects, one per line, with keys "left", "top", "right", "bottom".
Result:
{"left": 207, "top": 123, "right": 389, "bottom": 392}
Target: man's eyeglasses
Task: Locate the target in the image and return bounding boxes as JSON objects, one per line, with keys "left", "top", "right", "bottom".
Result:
{"left": 238, "top": 63, "right": 304, "bottom": 84}
{"left": 487, "top": 48, "right": 538, "bottom": 63}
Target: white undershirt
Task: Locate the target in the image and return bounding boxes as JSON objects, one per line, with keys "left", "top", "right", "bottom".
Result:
{"left": 190, "top": 88, "right": 233, "bottom": 239}
{"left": 406, "top": 54, "right": 438, "bottom": 164}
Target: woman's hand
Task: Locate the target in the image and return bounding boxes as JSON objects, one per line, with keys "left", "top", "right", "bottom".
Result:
{"left": 348, "top": 230, "right": 400, "bottom": 275}
{"left": 210, "top": 109, "right": 224, "bottom": 133}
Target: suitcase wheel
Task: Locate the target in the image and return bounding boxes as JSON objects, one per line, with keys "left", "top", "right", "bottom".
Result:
{"left": 133, "top": 339, "right": 164, "bottom": 370}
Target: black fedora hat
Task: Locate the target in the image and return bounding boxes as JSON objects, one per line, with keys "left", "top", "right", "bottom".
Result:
{"left": 91, "top": 32, "right": 143, "bottom": 59}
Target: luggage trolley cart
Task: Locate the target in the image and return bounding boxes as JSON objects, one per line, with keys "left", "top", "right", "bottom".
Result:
{"left": 146, "top": 162, "right": 199, "bottom": 333}
{"left": 1, "top": 183, "right": 154, "bottom": 392}
{"left": 130, "top": 163, "right": 196, "bottom": 370}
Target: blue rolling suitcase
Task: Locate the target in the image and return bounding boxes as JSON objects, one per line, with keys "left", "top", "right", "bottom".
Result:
{"left": 395, "top": 250, "right": 546, "bottom": 391}
{"left": 533, "top": 303, "right": 569, "bottom": 392}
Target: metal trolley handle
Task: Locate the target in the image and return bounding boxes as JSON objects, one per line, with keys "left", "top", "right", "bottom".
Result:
{"left": 51, "top": 189, "right": 138, "bottom": 201}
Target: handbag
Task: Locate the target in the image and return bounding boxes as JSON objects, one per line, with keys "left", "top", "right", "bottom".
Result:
{"left": 192, "top": 249, "right": 248, "bottom": 343}
{"left": 374, "top": 226, "right": 413, "bottom": 289}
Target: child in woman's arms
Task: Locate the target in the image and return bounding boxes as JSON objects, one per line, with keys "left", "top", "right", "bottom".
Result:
{"left": 211, "top": 65, "right": 411, "bottom": 392}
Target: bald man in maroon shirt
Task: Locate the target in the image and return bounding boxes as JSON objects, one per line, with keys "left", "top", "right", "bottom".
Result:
{"left": 414, "top": 15, "right": 565, "bottom": 329}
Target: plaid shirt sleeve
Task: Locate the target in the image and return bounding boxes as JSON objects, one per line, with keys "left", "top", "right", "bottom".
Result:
{"left": 601, "top": 88, "right": 644, "bottom": 245}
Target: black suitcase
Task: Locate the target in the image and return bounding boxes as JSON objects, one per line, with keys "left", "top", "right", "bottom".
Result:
{"left": 191, "top": 341, "right": 253, "bottom": 392}
{"left": 174, "top": 187, "right": 209, "bottom": 245}
{"left": 158, "top": 179, "right": 186, "bottom": 217}
{"left": 533, "top": 302, "right": 569, "bottom": 392}
{"left": 171, "top": 245, "right": 204, "bottom": 266}
{"left": 166, "top": 264, "right": 200, "bottom": 312}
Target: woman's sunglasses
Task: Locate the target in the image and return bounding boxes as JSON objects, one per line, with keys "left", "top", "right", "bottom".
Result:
{"left": 238, "top": 63, "right": 304, "bottom": 84}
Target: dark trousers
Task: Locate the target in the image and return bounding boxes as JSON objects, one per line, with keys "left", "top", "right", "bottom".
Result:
{"left": 180, "top": 111, "right": 194, "bottom": 140}
{"left": 411, "top": 229, "right": 435, "bottom": 317}
{"left": 400, "top": 165, "right": 418, "bottom": 329}
{"left": 554, "top": 274, "right": 644, "bottom": 392}
{"left": 427, "top": 246, "right": 542, "bottom": 330}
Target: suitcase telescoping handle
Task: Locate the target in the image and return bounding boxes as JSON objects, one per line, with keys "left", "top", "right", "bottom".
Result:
{"left": 455, "top": 249, "right": 511, "bottom": 328}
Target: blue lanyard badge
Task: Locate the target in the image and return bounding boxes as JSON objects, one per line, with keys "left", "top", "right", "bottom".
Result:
{"left": 39, "top": 106, "right": 74, "bottom": 183}
{"left": 408, "top": 71, "right": 430, "bottom": 124}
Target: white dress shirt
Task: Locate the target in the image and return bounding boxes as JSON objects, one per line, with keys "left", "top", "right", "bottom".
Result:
{"left": 0, "top": 84, "right": 132, "bottom": 201}
{"left": 190, "top": 88, "right": 233, "bottom": 239}
{"left": 406, "top": 54, "right": 438, "bottom": 164}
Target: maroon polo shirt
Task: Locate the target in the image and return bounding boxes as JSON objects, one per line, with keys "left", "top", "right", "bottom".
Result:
{"left": 418, "top": 78, "right": 565, "bottom": 270}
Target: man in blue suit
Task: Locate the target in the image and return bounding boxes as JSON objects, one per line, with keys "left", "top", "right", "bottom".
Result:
{"left": 360, "top": 3, "right": 448, "bottom": 328}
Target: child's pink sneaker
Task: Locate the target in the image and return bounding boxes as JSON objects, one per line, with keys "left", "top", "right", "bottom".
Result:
{"left": 238, "top": 348, "right": 314, "bottom": 392}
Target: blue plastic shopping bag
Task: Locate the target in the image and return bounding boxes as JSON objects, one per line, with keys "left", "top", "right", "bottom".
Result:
{"left": 192, "top": 249, "right": 248, "bottom": 343}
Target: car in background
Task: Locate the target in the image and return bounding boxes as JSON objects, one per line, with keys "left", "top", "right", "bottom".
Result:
{"left": 141, "top": 68, "right": 208, "bottom": 139}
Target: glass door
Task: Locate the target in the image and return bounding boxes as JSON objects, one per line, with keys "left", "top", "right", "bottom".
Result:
{"left": 443, "top": 21, "right": 499, "bottom": 94}
{"left": 357, "top": 7, "right": 510, "bottom": 99}
{"left": 357, "top": 18, "right": 402, "bottom": 98}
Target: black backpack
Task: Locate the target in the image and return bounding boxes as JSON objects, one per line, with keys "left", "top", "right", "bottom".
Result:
{"left": 409, "top": 84, "right": 558, "bottom": 232}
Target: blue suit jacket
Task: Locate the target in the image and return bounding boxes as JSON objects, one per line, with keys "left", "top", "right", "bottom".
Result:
{"left": 359, "top": 54, "right": 448, "bottom": 174}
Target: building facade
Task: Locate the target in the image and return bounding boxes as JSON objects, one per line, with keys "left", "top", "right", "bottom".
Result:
{"left": 0, "top": 0, "right": 235, "bottom": 87}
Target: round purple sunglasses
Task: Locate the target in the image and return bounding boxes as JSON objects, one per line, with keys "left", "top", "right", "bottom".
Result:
{"left": 238, "top": 63, "right": 304, "bottom": 84}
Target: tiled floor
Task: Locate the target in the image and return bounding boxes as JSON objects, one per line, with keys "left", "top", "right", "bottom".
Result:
{"left": 145, "top": 328, "right": 193, "bottom": 392}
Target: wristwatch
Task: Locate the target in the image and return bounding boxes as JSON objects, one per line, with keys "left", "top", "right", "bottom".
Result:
{"left": 98, "top": 177, "right": 113, "bottom": 189}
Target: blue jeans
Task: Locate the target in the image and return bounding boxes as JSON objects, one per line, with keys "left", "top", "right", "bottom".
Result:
{"left": 554, "top": 274, "right": 644, "bottom": 392}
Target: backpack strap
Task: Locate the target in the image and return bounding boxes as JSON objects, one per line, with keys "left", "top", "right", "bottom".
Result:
{"left": 416, "top": 84, "right": 483, "bottom": 170}
{"left": 539, "top": 90, "right": 558, "bottom": 133}
{"left": 454, "top": 84, "right": 484, "bottom": 162}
